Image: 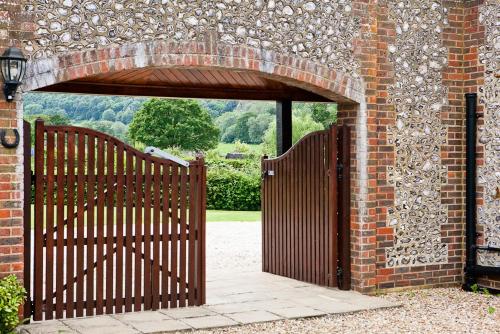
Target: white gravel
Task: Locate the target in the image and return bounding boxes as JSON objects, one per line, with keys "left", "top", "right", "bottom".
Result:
{"left": 203, "top": 222, "right": 500, "bottom": 334}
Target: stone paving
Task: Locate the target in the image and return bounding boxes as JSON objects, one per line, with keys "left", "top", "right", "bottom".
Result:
{"left": 18, "top": 222, "right": 399, "bottom": 333}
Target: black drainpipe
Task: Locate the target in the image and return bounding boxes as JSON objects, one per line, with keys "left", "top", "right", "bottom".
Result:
{"left": 463, "top": 93, "right": 500, "bottom": 291}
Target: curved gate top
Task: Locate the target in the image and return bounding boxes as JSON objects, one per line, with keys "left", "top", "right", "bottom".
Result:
{"left": 28, "top": 120, "right": 206, "bottom": 320}
{"left": 261, "top": 124, "right": 351, "bottom": 290}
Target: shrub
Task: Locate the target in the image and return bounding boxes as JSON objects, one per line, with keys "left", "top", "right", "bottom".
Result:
{"left": 207, "top": 165, "right": 261, "bottom": 211}
{"left": 0, "top": 275, "right": 26, "bottom": 334}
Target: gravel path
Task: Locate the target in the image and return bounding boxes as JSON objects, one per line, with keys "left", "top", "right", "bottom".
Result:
{"left": 203, "top": 222, "right": 499, "bottom": 334}
{"left": 193, "top": 288, "right": 499, "bottom": 334}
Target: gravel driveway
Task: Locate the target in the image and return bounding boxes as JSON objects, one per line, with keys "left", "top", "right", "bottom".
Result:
{"left": 203, "top": 222, "right": 499, "bottom": 334}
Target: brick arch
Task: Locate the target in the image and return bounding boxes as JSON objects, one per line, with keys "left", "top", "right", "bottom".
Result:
{"left": 22, "top": 40, "right": 364, "bottom": 104}
{"left": 21, "top": 39, "right": 370, "bottom": 293}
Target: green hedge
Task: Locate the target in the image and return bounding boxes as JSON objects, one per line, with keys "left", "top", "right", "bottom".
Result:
{"left": 206, "top": 164, "right": 261, "bottom": 211}
{"left": 0, "top": 275, "right": 26, "bottom": 334}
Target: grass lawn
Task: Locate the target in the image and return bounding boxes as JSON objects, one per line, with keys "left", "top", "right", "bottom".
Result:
{"left": 206, "top": 210, "right": 260, "bottom": 222}
{"left": 30, "top": 205, "right": 260, "bottom": 226}
{"left": 216, "top": 142, "right": 262, "bottom": 155}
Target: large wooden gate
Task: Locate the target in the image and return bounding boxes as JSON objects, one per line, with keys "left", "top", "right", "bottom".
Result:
{"left": 261, "top": 125, "right": 351, "bottom": 289}
{"left": 29, "top": 120, "right": 206, "bottom": 320}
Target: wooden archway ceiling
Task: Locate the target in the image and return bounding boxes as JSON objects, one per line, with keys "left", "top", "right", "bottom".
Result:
{"left": 37, "top": 68, "right": 331, "bottom": 102}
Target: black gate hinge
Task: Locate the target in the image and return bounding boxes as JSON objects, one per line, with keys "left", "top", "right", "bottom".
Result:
{"left": 337, "top": 163, "right": 344, "bottom": 180}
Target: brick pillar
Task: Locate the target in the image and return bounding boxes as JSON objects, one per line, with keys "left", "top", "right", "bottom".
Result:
{"left": 0, "top": 2, "right": 34, "bottom": 280}
{"left": 0, "top": 98, "right": 24, "bottom": 279}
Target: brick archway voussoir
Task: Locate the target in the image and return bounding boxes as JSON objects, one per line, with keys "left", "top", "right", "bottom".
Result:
{"left": 23, "top": 40, "right": 364, "bottom": 104}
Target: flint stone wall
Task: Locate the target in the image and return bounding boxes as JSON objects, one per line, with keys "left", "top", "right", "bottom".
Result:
{"left": 477, "top": 1, "right": 499, "bottom": 267}
{"left": 23, "top": 0, "right": 360, "bottom": 77}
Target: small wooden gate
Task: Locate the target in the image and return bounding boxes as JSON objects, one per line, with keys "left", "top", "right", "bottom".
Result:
{"left": 29, "top": 120, "right": 206, "bottom": 320}
{"left": 261, "top": 124, "right": 351, "bottom": 289}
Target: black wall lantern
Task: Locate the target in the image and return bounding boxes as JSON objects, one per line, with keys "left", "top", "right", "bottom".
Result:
{"left": 0, "top": 47, "right": 27, "bottom": 102}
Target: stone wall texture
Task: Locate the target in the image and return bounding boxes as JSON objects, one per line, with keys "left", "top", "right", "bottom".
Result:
{"left": 385, "top": 0, "right": 449, "bottom": 268}
{"left": 24, "top": 0, "right": 360, "bottom": 77}
{"left": 477, "top": 0, "right": 499, "bottom": 268}
{"left": 0, "top": 0, "right": 494, "bottom": 292}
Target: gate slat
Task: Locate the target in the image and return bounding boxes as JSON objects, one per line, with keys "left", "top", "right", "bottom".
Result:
{"left": 297, "top": 140, "right": 303, "bottom": 281}
{"left": 318, "top": 133, "right": 325, "bottom": 286}
{"left": 143, "top": 160, "right": 152, "bottom": 310}
{"left": 76, "top": 132, "right": 85, "bottom": 317}
{"left": 134, "top": 156, "right": 143, "bottom": 311}
{"left": 115, "top": 144, "right": 124, "bottom": 312}
{"left": 55, "top": 130, "right": 65, "bottom": 319}
{"left": 179, "top": 167, "right": 188, "bottom": 307}
{"left": 66, "top": 131, "right": 76, "bottom": 317}
{"left": 124, "top": 151, "right": 134, "bottom": 312}
{"left": 170, "top": 166, "right": 179, "bottom": 308}
{"left": 161, "top": 163, "right": 170, "bottom": 308}
{"left": 96, "top": 137, "right": 106, "bottom": 315}
{"left": 314, "top": 135, "right": 320, "bottom": 285}
{"left": 86, "top": 135, "right": 96, "bottom": 316}
{"left": 33, "top": 120, "right": 44, "bottom": 321}
{"left": 328, "top": 126, "right": 338, "bottom": 287}
{"left": 152, "top": 161, "right": 161, "bottom": 310}
{"left": 200, "top": 162, "right": 207, "bottom": 305}
{"left": 45, "top": 130, "right": 55, "bottom": 320}
{"left": 188, "top": 163, "right": 196, "bottom": 306}
{"left": 106, "top": 140, "right": 115, "bottom": 314}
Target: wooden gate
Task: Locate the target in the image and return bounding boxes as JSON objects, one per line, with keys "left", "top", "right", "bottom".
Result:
{"left": 29, "top": 120, "right": 206, "bottom": 320}
{"left": 261, "top": 124, "right": 351, "bottom": 289}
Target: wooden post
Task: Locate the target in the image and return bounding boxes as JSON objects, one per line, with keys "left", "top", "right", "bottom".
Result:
{"left": 276, "top": 100, "right": 292, "bottom": 156}
{"left": 23, "top": 120, "right": 31, "bottom": 321}
{"left": 338, "top": 125, "right": 351, "bottom": 290}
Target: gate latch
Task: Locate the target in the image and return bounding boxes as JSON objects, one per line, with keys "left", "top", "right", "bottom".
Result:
{"left": 262, "top": 170, "right": 275, "bottom": 180}
{"left": 337, "top": 163, "right": 344, "bottom": 180}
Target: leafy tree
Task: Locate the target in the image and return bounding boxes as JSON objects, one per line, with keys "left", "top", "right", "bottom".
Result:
{"left": 311, "top": 103, "right": 337, "bottom": 128}
{"left": 216, "top": 110, "right": 273, "bottom": 144}
{"left": 101, "top": 109, "right": 116, "bottom": 121}
{"left": 262, "top": 114, "right": 324, "bottom": 156}
{"left": 23, "top": 92, "right": 146, "bottom": 122}
{"left": 128, "top": 98, "right": 219, "bottom": 151}
{"left": 77, "top": 120, "right": 129, "bottom": 143}
{"left": 24, "top": 113, "right": 70, "bottom": 142}
{"left": 247, "top": 113, "right": 274, "bottom": 143}
{"left": 116, "top": 108, "right": 135, "bottom": 124}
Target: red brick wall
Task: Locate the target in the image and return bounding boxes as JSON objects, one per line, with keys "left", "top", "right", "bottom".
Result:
{"left": 0, "top": 2, "right": 33, "bottom": 279}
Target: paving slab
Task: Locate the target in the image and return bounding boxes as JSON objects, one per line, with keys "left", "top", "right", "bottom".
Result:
{"left": 270, "top": 306, "right": 327, "bottom": 319}
{"left": 63, "top": 315, "right": 138, "bottom": 334}
{"left": 129, "top": 319, "right": 191, "bottom": 333}
{"left": 226, "top": 310, "right": 283, "bottom": 324}
{"left": 205, "top": 301, "right": 262, "bottom": 314}
{"left": 160, "top": 306, "right": 217, "bottom": 319}
{"left": 180, "top": 315, "right": 239, "bottom": 329}
{"left": 16, "top": 320, "right": 76, "bottom": 334}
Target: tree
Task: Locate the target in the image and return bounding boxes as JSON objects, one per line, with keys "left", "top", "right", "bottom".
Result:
{"left": 128, "top": 98, "right": 219, "bottom": 151}
{"left": 77, "top": 120, "right": 129, "bottom": 143}
{"left": 215, "top": 110, "right": 273, "bottom": 144}
{"left": 101, "top": 109, "right": 116, "bottom": 121}
{"left": 24, "top": 113, "right": 70, "bottom": 142}
{"left": 310, "top": 103, "right": 337, "bottom": 128}
{"left": 262, "top": 114, "right": 324, "bottom": 156}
